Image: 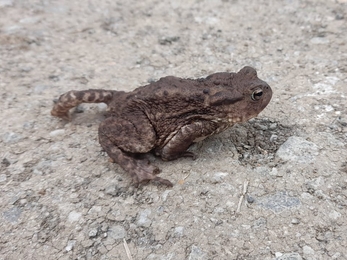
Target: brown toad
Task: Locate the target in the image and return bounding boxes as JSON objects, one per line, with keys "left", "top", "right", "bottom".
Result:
{"left": 51, "top": 66, "right": 272, "bottom": 186}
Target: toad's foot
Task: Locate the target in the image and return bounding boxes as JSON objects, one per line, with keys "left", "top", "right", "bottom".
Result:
{"left": 130, "top": 160, "right": 173, "bottom": 187}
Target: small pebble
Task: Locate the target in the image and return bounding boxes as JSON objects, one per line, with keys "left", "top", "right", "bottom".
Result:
{"left": 34, "top": 85, "right": 50, "bottom": 93}
{"left": 256, "top": 191, "right": 301, "bottom": 213}
{"left": 276, "top": 252, "right": 303, "bottom": 260}
{"left": 101, "top": 223, "right": 109, "bottom": 232}
{"left": 137, "top": 209, "right": 152, "bottom": 227}
{"left": 65, "top": 240, "right": 76, "bottom": 252}
{"left": 19, "top": 66, "right": 33, "bottom": 72}
{"left": 329, "top": 210, "right": 341, "bottom": 220}
{"left": 161, "top": 190, "right": 172, "bottom": 202}
{"left": 19, "top": 17, "right": 40, "bottom": 24}
{"left": 68, "top": 211, "right": 82, "bottom": 222}
{"left": 254, "top": 123, "right": 268, "bottom": 130}
{"left": 108, "top": 225, "right": 126, "bottom": 240}
{"left": 88, "top": 228, "right": 98, "bottom": 238}
{"left": 188, "top": 245, "right": 206, "bottom": 260}
{"left": 1, "top": 158, "right": 11, "bottom": 167}
{"left": 2, "top": 132, "right": 21, "bottom": 143}
{"left": 303, "top": 245, "right": 315, "bottom": 256}
{"left": 275, "top": 252, "right": 283, "bottom": 258}
{"left": 269, "top": 123, "right": 277, "bottom": 130}
{"left": 49, "top": 129, "right": 65, "bottom": 137}
{"left": 97, "top": 103, "right": 108, "bottom": 112}
{"left": 310, "top": 37, "right": 329, "bottom": 44}
{"left": 0, "top": 0, "right": 13, "bottom": 7}
{"left": 291, "top": 218, "right": 300, "bottom": 224}
{"left": 174, "top": 226, "right": 184, "bottom": 237}
{"left": 75, "top": 105, "right": 84, "bottom": 113}
{"left": 211, "top": 172, "right": 228, "bottom": 183}
{"left": 276, "top": 136, "right": 319, "bottom": 163}
{"left": 0, "top": 174, "right": 7, "bottom": 183}
{"left": 48, "top": 75, "right": 59, "bottom": 81}
{"left": 105, "top": 185, "right": 122, "bottom": 196}
{"left": 81, "top": 239, "right": 93, "bottom": 248}
{"left": 270, "top": 134, "right": 278, "bottom": 142}
{"left": 3, "top": 207, "right": 22, "bottom": 223}
{"left": 246, "top": 195, "right": 255, "bottom": 203}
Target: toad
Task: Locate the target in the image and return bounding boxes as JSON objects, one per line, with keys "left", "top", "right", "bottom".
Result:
{"left": 51, "top": 66, "right": 272, "bottom": 187}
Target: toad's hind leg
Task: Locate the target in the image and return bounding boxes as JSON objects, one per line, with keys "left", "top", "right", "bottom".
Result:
{"left": 98, "top": 116, "right": 173, "bottom": 187}
{"left": 51, "top": 89, "right": 114, "bottom": 120}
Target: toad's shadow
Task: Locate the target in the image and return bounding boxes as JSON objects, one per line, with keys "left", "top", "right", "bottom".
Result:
{"left": 194, "top": 117, "right": 295, "bottom": 166}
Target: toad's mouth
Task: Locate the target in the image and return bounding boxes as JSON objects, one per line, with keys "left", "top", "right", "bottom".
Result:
{"left": 211, "top": 116, "right": 243, "bottom": 125}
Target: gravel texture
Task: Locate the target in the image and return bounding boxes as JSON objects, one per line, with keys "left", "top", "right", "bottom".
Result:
{"left": 1, "top": 0, "right": 347, "bottom": 259}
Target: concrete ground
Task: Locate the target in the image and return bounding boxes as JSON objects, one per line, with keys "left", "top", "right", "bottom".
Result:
{"left": 1, "top": 0, "right": 347, "bottom": 259}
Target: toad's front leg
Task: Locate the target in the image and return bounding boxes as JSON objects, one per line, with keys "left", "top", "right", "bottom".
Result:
{"left": 156, "top": 121, "right": 222, "bottom": 161}
{"left": 98, "top": 116, "right": 173, "bottom": 187}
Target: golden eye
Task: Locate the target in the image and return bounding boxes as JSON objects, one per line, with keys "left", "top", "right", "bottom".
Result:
{"left": 251, "top": 89, "right": 263, "bottom": 101}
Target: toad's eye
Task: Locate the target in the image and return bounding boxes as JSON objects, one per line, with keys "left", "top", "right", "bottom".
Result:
{"left": 251, "top": 88, "right": 263, "bottom": 101}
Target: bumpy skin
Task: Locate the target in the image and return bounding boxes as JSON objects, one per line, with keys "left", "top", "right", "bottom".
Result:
{"left": 51, "top": 66, "right": 272, "bottom": 187}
